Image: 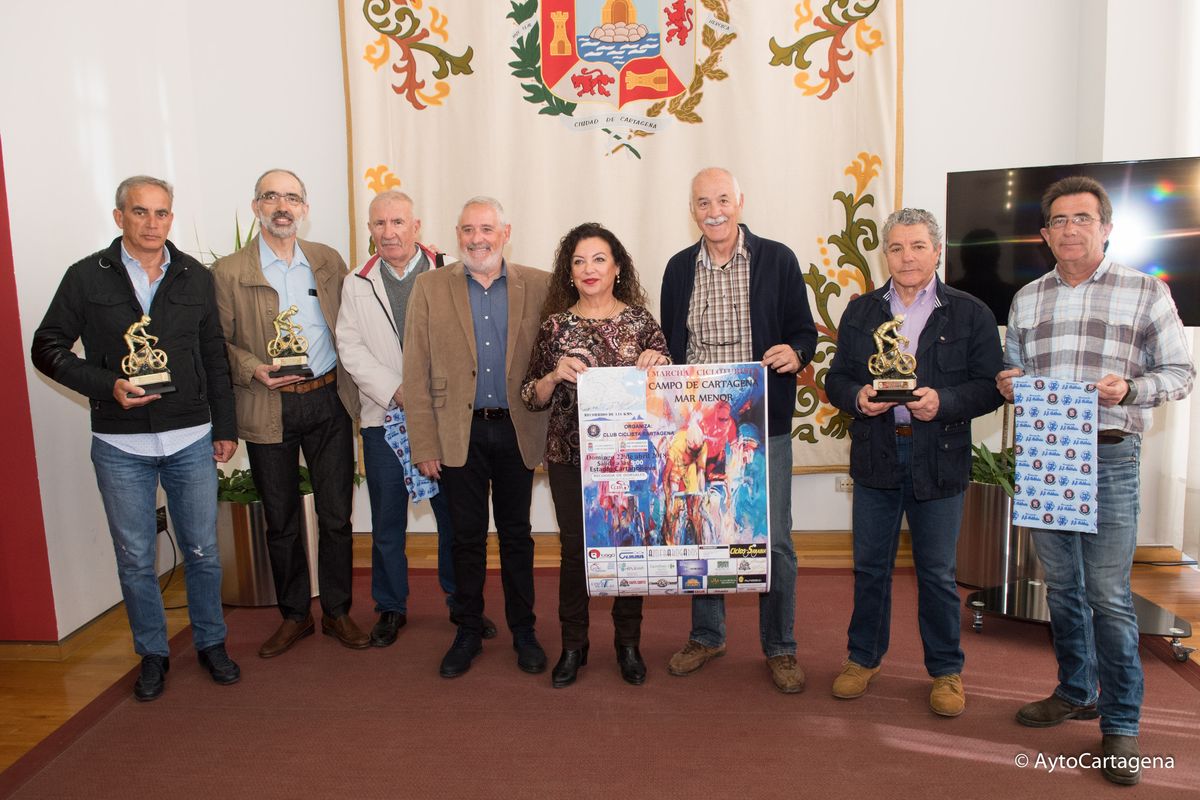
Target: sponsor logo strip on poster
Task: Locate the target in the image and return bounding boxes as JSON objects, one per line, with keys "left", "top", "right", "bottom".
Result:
{"left": 577, "top": 363, "right": 771, "bottom": 596}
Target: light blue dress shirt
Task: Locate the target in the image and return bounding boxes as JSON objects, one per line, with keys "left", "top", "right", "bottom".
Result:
{"left": 258, "top": 236, "right": 336, "bottom": 377}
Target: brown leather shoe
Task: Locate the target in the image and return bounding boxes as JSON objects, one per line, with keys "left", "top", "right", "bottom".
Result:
{"left": 930, "top": 673, "right": 965, "bottom": 717}
{"left": 322, "top": 614, "right": 370, "bottom": 649}
{"left": 1015, "top": 693, "right": 1099, "bottom": 728}
{"left": 258, "top": 614, "right": 315, "bottom": 658}
{"left": 667, "top": 640, "right": 726, "bottom": 676}
{"left": 766, "top": 654, "right": 805, "bottom": 694}
{"left": 1101, "top": 734, "right": 1141, "bottom": 785}
{"left": 832, "top": 660, "right": 880, "bottom": 699}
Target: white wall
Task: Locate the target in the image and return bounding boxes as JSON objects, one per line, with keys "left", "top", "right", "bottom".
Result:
{"left": 2, "top": 1, "right": 349, "bottom": 638}
{"left": 5, "top": 1, "right": 1195, "bottom": 638}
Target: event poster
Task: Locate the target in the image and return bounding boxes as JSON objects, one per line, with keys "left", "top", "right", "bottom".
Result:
{"left": 576, "top": 363, "right": 770, "bottom": 597}
{"left": 1011, "top": 376, "right": 1098, "bottom": 534}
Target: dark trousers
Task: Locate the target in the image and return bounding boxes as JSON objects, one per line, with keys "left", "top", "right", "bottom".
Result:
{"left": 548, "top": 462, "right": 642, "bottom": 650}
{"left": 440, "top": 415, "right": 536, "bottom": 637}
{"left": 246, "top": 379, "right": 355, "bottom": 620}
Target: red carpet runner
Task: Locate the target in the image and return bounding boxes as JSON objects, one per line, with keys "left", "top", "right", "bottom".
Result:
{"left": 3, "top": 570, "right": 1198, "bottom": 798}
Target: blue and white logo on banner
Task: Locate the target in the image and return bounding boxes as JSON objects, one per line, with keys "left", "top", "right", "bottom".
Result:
{"left": 1011, "top": 377, "right": 1097, "bottom": 534}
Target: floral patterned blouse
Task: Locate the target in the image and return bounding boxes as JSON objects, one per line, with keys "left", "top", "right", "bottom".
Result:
{"left": 521, "top": 305, "right": 670, "bottom": 466}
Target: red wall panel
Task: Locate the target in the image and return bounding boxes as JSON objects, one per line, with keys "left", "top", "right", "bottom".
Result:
{"left": 0, "top": 134, "right": 58, "bottom": 641}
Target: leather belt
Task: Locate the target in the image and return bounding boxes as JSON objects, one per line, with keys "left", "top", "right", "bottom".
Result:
{"left": 895, "top": 424, "right": 913, "bottom": 437}
{"left": 473, "top": 407, "right": 510, "bottom": 420}
{"left": 1097, "top": 429, "right": 1127, "bottom": 445}
{"left": 278, "top": 371, "right": 336, "bottom": 394}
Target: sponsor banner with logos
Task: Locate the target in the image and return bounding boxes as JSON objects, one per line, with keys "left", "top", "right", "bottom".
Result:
{"left": 1012, "top": 377, "right": 1098, "bottom": 534}
{"left": 578, "top": 364, "right": 771, "bottom": 596}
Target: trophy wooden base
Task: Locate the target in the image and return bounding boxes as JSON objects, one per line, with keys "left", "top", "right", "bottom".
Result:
{"left": 127, "top": 371, "right": 176, "bottom": 397}
{"left": 873, "top": 378, "right": 918, "bottom": 404}
{"left": 272, "top": 356, "right": 314, "bottom": 379}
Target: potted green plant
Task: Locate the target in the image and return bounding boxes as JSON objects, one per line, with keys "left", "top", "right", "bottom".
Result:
{"left": 956, "top": 444, "right": 1043, "bottom": 588}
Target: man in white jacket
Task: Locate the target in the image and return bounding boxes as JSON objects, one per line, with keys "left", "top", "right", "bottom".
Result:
{"left": 336, "top": 191, "right": 495, "bottom": 646}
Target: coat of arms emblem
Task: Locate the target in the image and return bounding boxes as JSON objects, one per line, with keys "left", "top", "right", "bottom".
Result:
{"left": 539, "top": 0, "right": 696, "bottom": 109}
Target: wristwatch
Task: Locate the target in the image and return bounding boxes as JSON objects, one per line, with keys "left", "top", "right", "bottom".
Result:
{"left": 1119, "top": 379, "right": 1137, "bottom": 405}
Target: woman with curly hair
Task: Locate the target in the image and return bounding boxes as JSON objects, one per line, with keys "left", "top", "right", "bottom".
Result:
{"left": 521, "top": 222, "right": 670, "bottom": 688}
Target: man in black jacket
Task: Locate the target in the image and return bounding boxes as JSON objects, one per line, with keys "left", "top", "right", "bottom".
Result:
{"left": 31, "top": 176, "right": 241, "bottom": 701}
{"left": 825, "top": 207, "right": 1003, "bottom": 716}
{"left": 660, "top": 167, "right": 817, "bottom": 693}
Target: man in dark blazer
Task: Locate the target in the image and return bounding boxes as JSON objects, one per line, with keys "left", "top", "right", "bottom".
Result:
{"left": 825, "top": 207, "right": 1003, "bottom": 717}
{"left": 660, "top": 167, "right": 817, "bottom": 693}
{"left": 404, "top": 196, "right": 551, "bottom": 678}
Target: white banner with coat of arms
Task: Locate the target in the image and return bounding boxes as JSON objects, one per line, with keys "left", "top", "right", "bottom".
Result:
{"left": 340, "top": 0, "right": 902, "bottom": 469}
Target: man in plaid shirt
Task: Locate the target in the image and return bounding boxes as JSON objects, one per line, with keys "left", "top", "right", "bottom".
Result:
{"left": 659, "top": 167, "right": 817, "bottom": 693}
{"left": 997, "top": 175, "right": 1194, "bottom": 786}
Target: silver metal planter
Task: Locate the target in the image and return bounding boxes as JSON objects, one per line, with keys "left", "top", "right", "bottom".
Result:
{"left": 217, "top": 493, "right": 320, "bottom": 606}
{"left": 955, "top": 481, "right": 1043, "bottom": 589}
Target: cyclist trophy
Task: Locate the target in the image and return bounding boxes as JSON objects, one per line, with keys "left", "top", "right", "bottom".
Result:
{"left": 266, "top": 304, "right": 313, "bottom": 378}
{"left": 867, "top": 314, "right": 918, "bottom": 403}
{"left": 121, "top": 314, "right": 175, "bottom": 396}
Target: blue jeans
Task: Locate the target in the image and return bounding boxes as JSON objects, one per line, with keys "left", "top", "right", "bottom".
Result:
{"left": 1032, "top": 435, "right": 1142, "bottom": 737}
{"left": 361, "top": 426, "right": 456, "bottom": 614}
{"left": 689, "top": 433, "right": 796, "bottom": 657}
{"left": 91, "top": 434, "right": 226, "bottom": 657}
{"left": 847, "top": 436, "right": 965, "bottom": 676}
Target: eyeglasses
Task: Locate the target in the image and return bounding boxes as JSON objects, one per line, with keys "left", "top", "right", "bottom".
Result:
{"left": 698, "top": 300, "right": 743, "bottom": 347}
{"left": 256, "top": 191, "right": 306, "bottom": 206}
{"left": 1047, "top": 214, "right": 1100, "bottom": 229}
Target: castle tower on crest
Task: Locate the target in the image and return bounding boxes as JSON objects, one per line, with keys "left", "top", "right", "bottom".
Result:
{"left": 601, "top": 0, "right": 638, "bottom": 26}
{"left": 549, "top": 10, "right": 572, "bottom": 56}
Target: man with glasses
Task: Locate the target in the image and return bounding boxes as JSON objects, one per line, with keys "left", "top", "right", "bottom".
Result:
{"left": 659, "top": 167, "right": 817, "bottom": 692}
{"left": 212, "top": 169, "right": 368, "bottom": 658}
{"left": 32, "top": 175, "right": 240, "bottom": 701}
{"left": 998, "top": 176, "right": 1194, "bottom": 785}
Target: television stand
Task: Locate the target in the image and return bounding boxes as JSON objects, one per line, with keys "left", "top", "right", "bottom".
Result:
{"left": 965, "top": 578, "right": 1194, "bottom": 662}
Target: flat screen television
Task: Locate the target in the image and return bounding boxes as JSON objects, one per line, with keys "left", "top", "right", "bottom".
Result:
{"left": 944, "top": 156, "right": 1199, "bottom": 325}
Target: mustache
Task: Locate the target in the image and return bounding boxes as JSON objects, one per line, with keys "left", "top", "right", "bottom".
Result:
{"left": 703, "top": 215, "right": 729, "bottom": 226}
{"left": 272, "top": 211, "right": 295, "bottom": 223}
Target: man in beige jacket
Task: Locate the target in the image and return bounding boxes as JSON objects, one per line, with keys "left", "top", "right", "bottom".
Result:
{"left": 404, "top": 196, "right": 550, "bottom": 678}
{"left": 212, "top": 169, "right": 367, "bottom": 658}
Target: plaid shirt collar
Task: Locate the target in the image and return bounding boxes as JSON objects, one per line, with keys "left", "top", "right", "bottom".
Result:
{"left": 696, "top": 227, "right": 747, "bottom": 271}
{"left": 1052, "top": 256, "right": 1112, "bottom": 286}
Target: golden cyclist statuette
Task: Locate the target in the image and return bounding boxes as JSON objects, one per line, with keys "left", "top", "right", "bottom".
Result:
{"left": 867, "top": 314, "right": 919, "bottom": 403}
{"left": 266, "top": 304, "right": 314, "bottom": 378}
{"left": 121, "top": 314, "right": 175, "bottom": 396}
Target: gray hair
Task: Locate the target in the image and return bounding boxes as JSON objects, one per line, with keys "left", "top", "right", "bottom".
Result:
{"left": 1041, "top": 176, "right": 1112, "bottom": 225}
{"left": 689, "top": 167, "right": 742, "bottom": 206}
{"left": 459, "top": 195, "right": 507, "bottom": 226}
{"left": 114, "top": 175, "right": 174, "bottom": 210}
{"left": 253, "top": 168, "right": 308, "bottom": 202}
{"left": 882, "top": 207, "right": 943, "bottom": 250}
{"left": 368, "top": 190, "right": 417, "bottom": 219}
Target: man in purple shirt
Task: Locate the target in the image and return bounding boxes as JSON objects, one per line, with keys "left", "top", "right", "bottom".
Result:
{"left": 826, "top": 208, "right": 1003, "bottom": 717}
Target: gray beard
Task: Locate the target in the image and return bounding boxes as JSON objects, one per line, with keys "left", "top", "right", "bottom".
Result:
{"left": 259, "top": 212, "right": 297, "bottom": 239}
